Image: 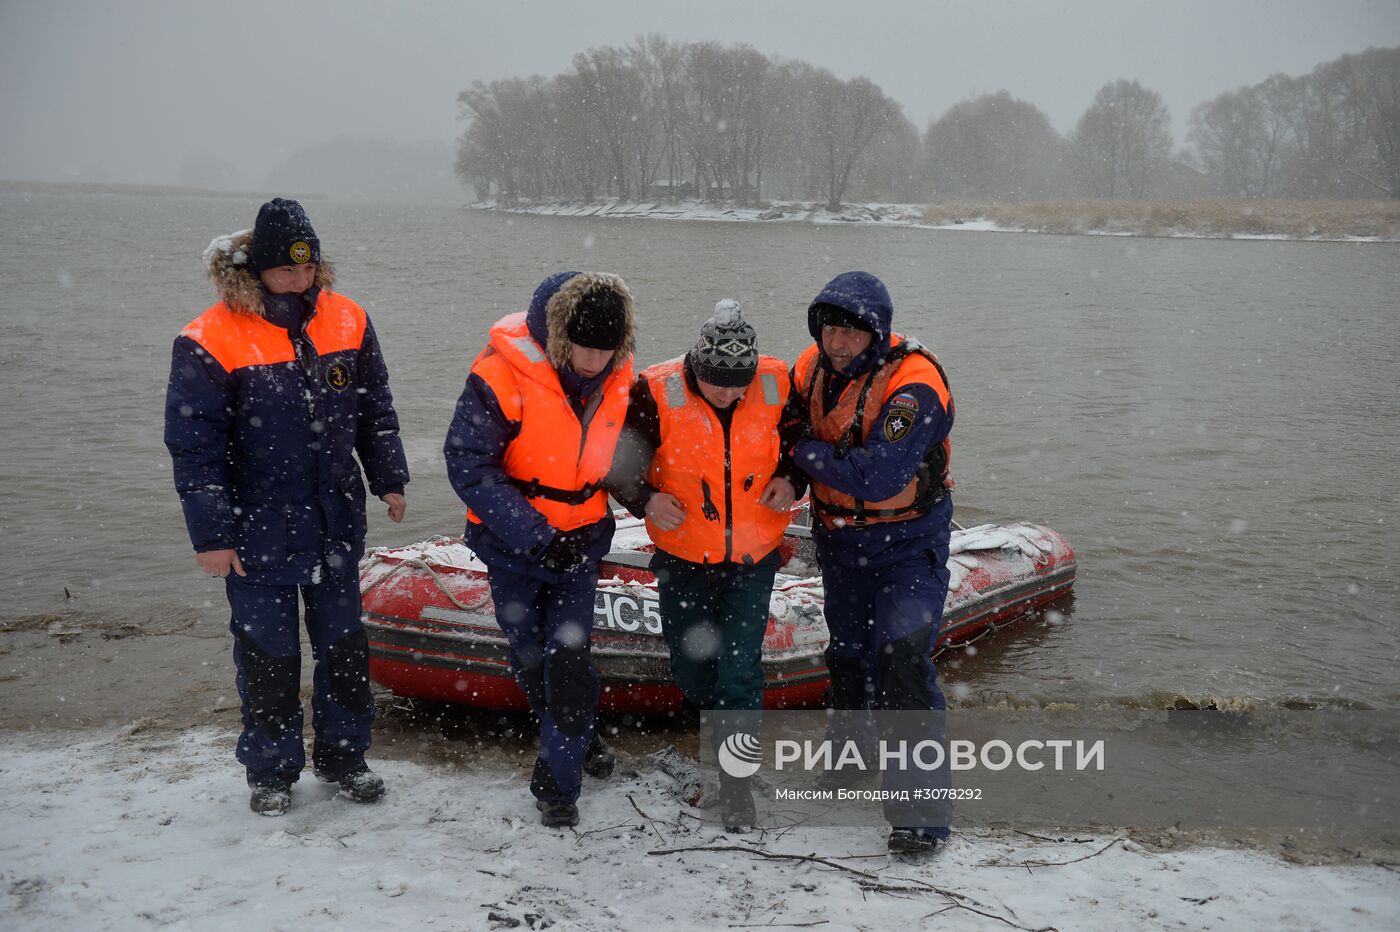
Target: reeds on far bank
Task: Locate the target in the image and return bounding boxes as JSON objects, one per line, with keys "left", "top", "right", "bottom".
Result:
{"left": 923, "top": 199, "right": 1400, "bottom": 239}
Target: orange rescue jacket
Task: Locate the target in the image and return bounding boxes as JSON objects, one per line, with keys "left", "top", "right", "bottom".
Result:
{"left": 643, "top": 356, "right": 792, "bottom": 564}
{"left": 793, "top": 336, "right": 953, "bottom": 530}
{"left": 467, "top": 312, "right": 633, "bottom": 532}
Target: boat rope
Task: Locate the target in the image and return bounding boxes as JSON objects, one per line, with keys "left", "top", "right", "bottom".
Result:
{"left": 359, "top": 552, "right": 493, "bottom": 614}
{"left": 932, "top": 613, "right": 1008, "bottom": 662}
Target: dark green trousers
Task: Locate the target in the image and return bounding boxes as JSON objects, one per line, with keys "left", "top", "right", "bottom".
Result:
{"left": 652, "top": 550, "right": 779, "bottom": 715}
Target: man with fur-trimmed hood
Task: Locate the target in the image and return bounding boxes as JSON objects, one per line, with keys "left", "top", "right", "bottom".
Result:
{"left": 445, "top": 271, "right": 637, "bottom": 828}
{"left": 165, "top": 198, "right": 410, "bottom": 817}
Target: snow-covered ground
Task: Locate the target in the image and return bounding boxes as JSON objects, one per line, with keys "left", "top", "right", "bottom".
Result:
{"left": 3, "top": 727, "right": 1396, "bottom": 930}
{"left": 471, "top": 199, "right": 1396, "bottom": 242}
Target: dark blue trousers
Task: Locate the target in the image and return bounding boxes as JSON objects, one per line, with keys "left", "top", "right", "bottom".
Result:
{"left": 485, "top": 562, "right": 600, "bottom": 804}
{"left": 818, "top": 529, "right": 952, "bottom": 835}
{"left": 225, "top": 563, "right": 373, "bottom": 786}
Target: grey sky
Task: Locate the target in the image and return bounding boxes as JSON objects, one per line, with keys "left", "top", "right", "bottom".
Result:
{"left": 3, "top": 0, "right": 1398, "bottom": 187}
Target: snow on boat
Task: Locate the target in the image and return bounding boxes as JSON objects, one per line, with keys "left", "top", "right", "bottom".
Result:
{"left": 360, "top": 510, "right": 1076, "bottom": 713}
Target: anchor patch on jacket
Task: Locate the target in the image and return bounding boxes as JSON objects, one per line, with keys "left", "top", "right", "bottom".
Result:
{"left": 325, "top": 361, "right": 352, "bottom": 392}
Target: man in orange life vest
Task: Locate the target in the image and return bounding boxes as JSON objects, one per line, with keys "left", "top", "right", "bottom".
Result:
{"left": 165, "top": 199, "right": 410, "bottom": 817}
{"left": 788, "top": 270, "right": 955, "bottom": 855}
{"left": 445, "top": 272, "right": 636, "bottom": 828}
{"left": 608, "top": 300, "right": 807, "bottom": 832}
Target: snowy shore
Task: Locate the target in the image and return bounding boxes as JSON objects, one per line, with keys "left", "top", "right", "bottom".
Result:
{"left": 471, "top": 199, "right": 1399, "bottom": 242}
{"left": 4, "top": 726, "right": 1397, "bottom": 930}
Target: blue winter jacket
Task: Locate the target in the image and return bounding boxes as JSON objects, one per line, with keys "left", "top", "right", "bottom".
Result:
{"left": 164, "top": 232, "right": 409, "bottom": 585}
{"left": 794, "top": 271, "right": 954, "bottom": 568}
{"left": 444, "top": 272, "right": 638, "bottom": 580}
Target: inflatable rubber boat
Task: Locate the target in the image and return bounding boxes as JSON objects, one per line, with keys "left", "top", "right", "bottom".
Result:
{"left": 360, "top": 509, "right": 1075, "bottom": 713}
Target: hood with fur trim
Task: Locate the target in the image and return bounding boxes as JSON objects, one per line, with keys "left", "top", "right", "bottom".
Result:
{"left": 202, "top": 229, "right": 337, "bottom": 316}
{"left": 526, "top": 271, "right": 637, "bottom": 371}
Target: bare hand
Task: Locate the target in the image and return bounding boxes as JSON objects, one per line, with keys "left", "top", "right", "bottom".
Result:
{"left": 758, "top": 477, "right": 797, "bottom": 512}
{"left": 196, "top": 549, "right": 246, "bottom": 578}
{"left": 645, "top": 492, "right": 687, "bottom": 532}
{"left": 380, "top": 492, "right": 406, "bottom": 523}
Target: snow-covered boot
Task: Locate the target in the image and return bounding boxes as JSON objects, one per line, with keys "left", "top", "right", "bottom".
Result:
{"left": 887, "top": 828, "right": 940, "bottom": 855}
{"left": 333, "top": 765, "right": 386, "bottom": 803}
{"left": 250, "top": 782, "right": 291, "bottom": 817}
{"left": 719, "top": 773, "right": 756, "bottom": 832}
{"left": 536, "top": 799, "right": 580, "bottom": 828}
{"left": 584, "top": 730, "right": 616, "bottom": 780}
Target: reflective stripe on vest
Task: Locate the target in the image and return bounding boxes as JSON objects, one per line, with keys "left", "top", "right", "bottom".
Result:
{"left": 467, "top": 312, "right": 633, "bottom": 532}
{"left": 793, "top": 336, "right": 953, "bottom": 530}
{"left": 643, "top": 356, "right": 792, "bottom": 564}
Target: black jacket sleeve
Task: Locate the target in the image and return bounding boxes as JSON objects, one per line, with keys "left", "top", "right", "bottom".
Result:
{"left": 604, "top": 375, "right": 663, "bottom": 518}
{"left": 773, "top": 374, "right": 811, "bottom": 498}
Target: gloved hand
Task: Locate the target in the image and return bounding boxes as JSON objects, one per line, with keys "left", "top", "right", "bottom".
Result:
{"left": 779, "top": 408, "right": 813, "bottom": 459}
{"left": 539, "top": 527, "right": 590, "bottom": 574}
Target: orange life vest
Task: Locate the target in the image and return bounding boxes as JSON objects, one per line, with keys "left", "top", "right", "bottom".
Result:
{"left": 181, "top": 290, "right": 367, "bottom": 370}
{"left": 467, "top": 312, "right": 633, "bottom": 532}
{"left": 642, "top": 356, "right": 792, "bottom": 564}
{"left": 793, "top": 336, "right": 953, "bottom": 531}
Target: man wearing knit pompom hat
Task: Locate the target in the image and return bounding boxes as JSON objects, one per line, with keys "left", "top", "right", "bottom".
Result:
{"left": 608, "top": 299, "right": 808, "bottom": 832}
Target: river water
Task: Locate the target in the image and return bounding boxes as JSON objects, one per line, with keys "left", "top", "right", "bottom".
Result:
{"left": 2, "top": 191, "right": 1397, "bottom": 717}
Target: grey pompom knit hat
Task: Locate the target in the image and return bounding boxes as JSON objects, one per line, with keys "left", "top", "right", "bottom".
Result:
{"left": 690, "top": 299, "right": 758, "bottom": 387}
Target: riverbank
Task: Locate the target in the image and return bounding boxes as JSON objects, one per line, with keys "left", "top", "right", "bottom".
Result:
{"left": 472, "top": 197, "right": 1400, "bottom": 242}
{"left": 3, "top": 725, "right": 1397, "bottom": 930}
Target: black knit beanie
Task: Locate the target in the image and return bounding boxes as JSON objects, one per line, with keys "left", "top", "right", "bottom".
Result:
{"left": 249, "top": 198, "right": 320, "bottom": 273}
{"left": 565, "top": 287, "right": 628, "bottom": 350}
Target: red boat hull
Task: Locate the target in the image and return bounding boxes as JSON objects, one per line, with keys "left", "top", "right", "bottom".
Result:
{"left": 361, "top": 518, "right": 1075, "bottom": 714}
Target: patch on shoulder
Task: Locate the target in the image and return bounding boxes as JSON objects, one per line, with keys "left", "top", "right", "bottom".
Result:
{"left": 889, "top": 392, "right": 919, "bottom": 412}
{"left": 883, "top": 408, "right": 914, "bottom": 442}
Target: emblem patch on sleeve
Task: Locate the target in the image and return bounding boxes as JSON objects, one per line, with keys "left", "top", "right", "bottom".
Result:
{"left": 325, "top": 361, "right": 352, "bottom": 392}
{"left": 883, "top": 408, "right": 913, "bottom": 442}
{"left": 883, "top": 392, "right": 918, "bottom": 441}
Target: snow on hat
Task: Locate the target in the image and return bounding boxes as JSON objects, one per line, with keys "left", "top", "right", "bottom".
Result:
{"left": 249, "top": 198, "right": 320, "bottom": 273}
{"left": 690, "top": 299, "right": 758, "bottom": 387}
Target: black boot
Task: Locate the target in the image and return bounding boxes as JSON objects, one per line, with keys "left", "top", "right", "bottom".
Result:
{"left": 887, "top": 828, "right": 941, "bottom": 855}
{"left": 719, "top": 773, "right": 757, "bottom": 833}
{"left": 249, "top": 781, "right": 292, "bottom": 817}
{"left": 584, "top": 730, "right": 616, "bottom": 780}
{"left": 536, "top": 799, "right": 580, "bottom": 828}
{"left": 334, "top": 765, "right": 386, "bottom": 803}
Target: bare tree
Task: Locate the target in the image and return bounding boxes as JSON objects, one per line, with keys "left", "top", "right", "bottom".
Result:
{"left": 571, "top": 46, "right": 652, "bottom": 201}
{"left": 1329, "top": 46, "right": 1400, "bottom": 198}
{"left": 1073, "top": 79, "right": 1173, "bottom": 198}
{"left": 809, "top": 72, "right": 903, "bottom": 210}
{"left": 1189, "top": 87, "right": 1272, "bottom": 196}
{"left": 924, "top": 91, "right": 1067, "bottom": 201}
{"left": 677, "top": 42, "right": 777, "bottom": 201}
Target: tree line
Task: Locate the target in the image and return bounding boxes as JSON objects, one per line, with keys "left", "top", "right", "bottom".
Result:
{"left": 455, "top": 39, "right": 1400, "bottom": 206}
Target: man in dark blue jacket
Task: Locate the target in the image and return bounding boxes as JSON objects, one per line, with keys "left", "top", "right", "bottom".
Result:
{"left": 788, "top": 271, "right": 955, "bottom": 855}
{"left": 445, "top": 272, "right": 636, "bottom": 828}
{"left": 165, "top": 199, "right": 409, "bottom": 816}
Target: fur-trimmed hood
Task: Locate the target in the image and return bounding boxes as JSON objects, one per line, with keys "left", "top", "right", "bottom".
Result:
{"left": 526, "top": 271, "right": 637, "bottom": 371}
{"left": 202, "top": 229, "right": 336, "bottom": 316}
